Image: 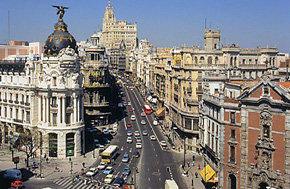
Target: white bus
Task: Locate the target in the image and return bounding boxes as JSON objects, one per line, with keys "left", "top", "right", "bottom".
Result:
{"left": 101, "top": 145, "right": 119, "bottom": 164}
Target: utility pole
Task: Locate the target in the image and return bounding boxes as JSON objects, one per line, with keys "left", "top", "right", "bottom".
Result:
{"left": 183, "top": 135, "right": 186, "bottom": 170}
{"left": 69, "top": 158, "right": 73, "bottom": 175}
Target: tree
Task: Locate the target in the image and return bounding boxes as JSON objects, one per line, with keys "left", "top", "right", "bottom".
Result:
{"left": 18, "top": 127, "right": 41, "bottom": 168}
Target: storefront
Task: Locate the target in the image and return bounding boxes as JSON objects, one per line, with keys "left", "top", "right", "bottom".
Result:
{"left": 66, "top": 133, "right": 75, "bottom": 157}
{"left": 49, "top": 133, "right": 58, "bottom": 157}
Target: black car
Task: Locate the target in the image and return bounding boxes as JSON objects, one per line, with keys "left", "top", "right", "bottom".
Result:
{"left": 134, "top": 151, "right": 140, "bottom": 158}
{"left": 113, "top": 176, "right": 124, "bottom": 186}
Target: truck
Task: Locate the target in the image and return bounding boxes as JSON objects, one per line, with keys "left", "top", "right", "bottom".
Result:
{"left": 165, "top": 179, "right": 179, "bottom": 189}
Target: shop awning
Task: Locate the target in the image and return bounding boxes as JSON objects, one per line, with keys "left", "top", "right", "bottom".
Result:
{"left": 199, "top": 164, "right": 218, "bottom": 183}
{"left": 156, "top": 107, "right": 165, "bottom": 117}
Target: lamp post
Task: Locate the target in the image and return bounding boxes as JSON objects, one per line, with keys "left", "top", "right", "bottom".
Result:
{"left": 69, "top": 157, "right": 73, "bottom": 176}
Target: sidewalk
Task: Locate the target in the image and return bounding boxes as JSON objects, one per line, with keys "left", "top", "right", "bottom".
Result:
{"left": 0, "top": 145, "right": 99, "bottom": 181}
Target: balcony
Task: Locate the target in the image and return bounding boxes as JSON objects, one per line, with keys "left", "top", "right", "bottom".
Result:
{"left": 9, "top": 100, "right": 13, "bottom": 103}
{"left": 25, "top": 102, "right": 30, "bottom": 106}
{"left": 239, "top": 64, "right": 267, "bottom": 70}
{"left": 84, "top": 101, "right": 110, "bottom": 107}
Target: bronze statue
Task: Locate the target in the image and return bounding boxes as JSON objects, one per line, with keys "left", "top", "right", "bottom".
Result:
{"left": 52, "top": 5, "right": 69, "bottom": 21}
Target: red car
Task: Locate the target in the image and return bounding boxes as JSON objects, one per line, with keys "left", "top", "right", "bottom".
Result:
{"left": 11, "top": 180, "right": 24, "bottom": 188}
{"left": 127, "top": 123, "right": 132, "bottom": 128}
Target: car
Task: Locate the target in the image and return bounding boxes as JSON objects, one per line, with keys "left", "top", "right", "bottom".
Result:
{"left": 134, "top": 151, "right": 140, "bottom": 158}
{"left": 113, "top": 123, "right": 118, "bottom": 131}
{"left": 110, "top": 131, "right": 117, "bottom": 136}
{"left": 128, "top": 107, "right": 134, "bottom": 112}
{"left": 122, "top": 153, "right": 130, "bottom": 163}
{"left": 134, "top": 131, "right": 140, "bottom": 137}
{"left": 104, "top": 138, "right": 111, "bottom": 144}
{"left": 136, "top": 143, "right": 142, "bottom": 149}
{"left": 11, "top": 181, "right": 24, "bottom": 188}
{"left": 103, "top": 166, "right": 113, "bottom": 174}
{"left": 150, "top": 135, "right": 156, "bottom": 141}
{"left": 153, "top": 120, "right": 158, "bottom": 126}
{"left": 121, "top": 97, "right": 126, "bottom": 101}
{"left": 108, "top": 128, "right": 113, "bottom": 132}
{"left": 94, "top": 139, "right": 100, "bottom": 148}
{"left": 103, "top": 130, "right": 110, "bottom": 135}
{"left": 104, "top": 174, "right": 115, "bottom": 184}
{"left": 160, "top": 140, "right": 167, "bottom": 147}
{"left": 136, "top": 138, "right": 142, "bottom": 143}
{"left": 127, "top": 137, "right": 133, "bottom": 143}
{"left": 127, "top": 123, "right": 133, "bottom": 128}
{"left": 86, "top": 167, "right": 98, "bottom": 177}
{"left": 113, "top": 176, "right": 124, "bottom": 187}
{"left": 142, "top": 130, "right": 148, "bottom": 136}
{"left": 141, "top": 120, "right": 146, "bottom": 125}
{"left": 122, "top": 166, "right": 131, "bottom": 175}
{"left": 127, "top": 130, "right": 133, "bottom": 136}
{"left": 128, "top": 101, "right": 131, "bottom": 106}
{"left": 131, "top": 115, "right": 136, "bottom": 121}
{"left": 141, "top": 112, "right": 146, "bottom": 117}
{"left": 97, "top": 162, "right": 107, "bottom": 170}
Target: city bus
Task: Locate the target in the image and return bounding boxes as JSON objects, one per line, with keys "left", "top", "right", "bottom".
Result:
{"left": 143, "top": 104, "right": 152, "bottom": 114}
{"left": 101, "top": 145, "right": 119, "bottom": 164}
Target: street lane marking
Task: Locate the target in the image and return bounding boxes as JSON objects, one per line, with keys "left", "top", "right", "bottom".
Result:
{"left": 148, "top": 177, "right": 151, "bottom": 182}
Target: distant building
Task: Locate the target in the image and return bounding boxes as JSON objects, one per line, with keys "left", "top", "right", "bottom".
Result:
{"left": 101, "top": 1, "right": 137, "bottom": 50}
{"left": 0, "top": 41, "right": 44, "bottom": 60}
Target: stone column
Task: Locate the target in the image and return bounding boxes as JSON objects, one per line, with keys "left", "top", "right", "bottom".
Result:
{"left": 44, "top": 97, "right": 46, "bottom": 123}
{"left": 240, "top": 108, "right": 249, "bottom": 189}
{"left": 38, "top": 97, "right": 41, "bottom": 122}
{"left": 75, "top": 130, "right": 82, "bottom": 157}
{"left": 76, "top": 97, "right": 79, "bottom": 123}
{"left": 57, "top": 97, "right": 61, "bottom": 125}
{"left": 58, "top": 131, "right": 66, "bottom": 158}
{"left": 74, "top": 96, "right": 77, "bottom": 123}
{"left": 46, "top": 97, "right": 49, "bottom": 123}
{"left": 62, "top": 97, "right": 65, "bottom": 124}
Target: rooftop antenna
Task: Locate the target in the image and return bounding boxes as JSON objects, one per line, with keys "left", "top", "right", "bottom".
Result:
{"left": 108, "top": 0, "right": 111, "bottom": 7}
{"left": 8, "top": 10, "right": 10, "bottom": 43}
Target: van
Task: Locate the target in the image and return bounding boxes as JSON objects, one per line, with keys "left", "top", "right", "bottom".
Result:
{"left": 3, "top": 169, "right": 22, "bottom": 181}
{"left": 131, "top": 115, "right": 136, "bottom": 121}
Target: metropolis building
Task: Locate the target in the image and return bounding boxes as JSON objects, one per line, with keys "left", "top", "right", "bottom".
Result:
{"left": 0, "top": 10, "right": 85, "bottom": 158}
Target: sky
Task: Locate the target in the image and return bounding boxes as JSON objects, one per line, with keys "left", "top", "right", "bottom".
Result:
{"left": 0, "top": 0, "right": 289, "bottom": 53}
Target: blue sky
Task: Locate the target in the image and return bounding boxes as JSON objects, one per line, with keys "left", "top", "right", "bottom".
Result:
{"left": 0, "top": 0, "right": 289, "bottom": 53}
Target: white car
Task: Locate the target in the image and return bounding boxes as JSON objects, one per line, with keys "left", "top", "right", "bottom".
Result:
{"left": 153, "top": 120, "right": 158, "bottom": 126}
{"left": 134, "top": 131, "right": 140, "bottom": 137}
{"left": 127, "top": 137, "right": 133, "bottom": 143}
{"left": 141, "top": 120, "right": 146, "bottom": 125}
{"left": 86, "top": 167, "right": 98, "bottom": 177}
{"left": 97, "top": 162, "right": 107, "bottom": 170}
{"left": 160, "top": 140, "right": 167, "bottom": 147}
{"left": 150, "top": 135, "right": 156, "bottom": 141}
{"left": 131, "top": 115, "right": 136, "bottom": 121}
{"left": 128, "top": 101, "right": 131, "bottom": 106}
{"left": 104, "top": 174, "right": 115, "bottom": 184}
{"left": 113, "top": 123, "right": 118, "bottom": 132}
{"left": 141, "top": 112, "right": 146, "bottom": 117}
{"left": 136, "top": 143, "right": 142, "bottom": 149}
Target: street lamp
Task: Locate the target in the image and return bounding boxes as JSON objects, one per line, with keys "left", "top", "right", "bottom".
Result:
{"left": 69, "top": 157, "right": 73, "bottom": 175}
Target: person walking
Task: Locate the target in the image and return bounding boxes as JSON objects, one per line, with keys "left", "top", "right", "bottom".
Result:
{"left": 195, "top": 172, "right": 198, "bottom": 178}
{"left": 198, "top": 164, "right": 201, "bottom": 170}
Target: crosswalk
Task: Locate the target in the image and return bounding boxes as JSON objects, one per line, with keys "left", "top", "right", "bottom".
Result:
{"left": 53, "top": 177, "right": 116, "bottom": 189}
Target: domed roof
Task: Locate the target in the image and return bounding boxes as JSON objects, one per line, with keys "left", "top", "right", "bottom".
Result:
{"left": 44, "top": 20, "right": 78, "bottom": 56}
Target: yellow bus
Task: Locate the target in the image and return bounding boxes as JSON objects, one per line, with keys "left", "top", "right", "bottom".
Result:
{"left": 101, "top": 145, "right": 119, "bottom": 163}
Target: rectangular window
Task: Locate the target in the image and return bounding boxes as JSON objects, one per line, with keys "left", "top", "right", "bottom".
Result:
{"left": 185, "top": 118, "right": 192, "bottom": 130}
{"left": 231, "top": 129, "right": 236, "bottom": 140}
{"left": 53, "top": 113, "right": 57, "bottom": 125}
{"left": 230, "top": 146, "right": 235, "bottom": 163}
{"left": 16, "top": 109, "right": 19, "bottom": 120}
{"left": 263, "top": 86, "right": 269, "bottom": 96}
{"left": 65, "top": 113, "right": 71, "bottom": 124}
{"left": 51, "top": 97, "right": 57, "bottom": 107}
{"left": 26, "top": 111, "right": 30, "bottom": 123}
{"left": 66, "top": 97, "right": 71, "bottom": 107}
{"left": 10, "top": 108, "right": 13, "bottom": 118}
{"left": 53, "top": 77, "right": 57, "bottom": 86}
{"left": 230, "top": 112, "right": 235, "bottom": 124}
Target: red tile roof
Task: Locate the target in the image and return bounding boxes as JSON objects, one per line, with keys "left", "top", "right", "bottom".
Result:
{"left": 278, "top": 82, "right": 290, "bottom": 89}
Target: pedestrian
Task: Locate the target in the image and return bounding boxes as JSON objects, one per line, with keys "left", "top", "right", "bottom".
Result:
{"left": 81, "top": 168, "right": 84, "bottom": 175}
{"left": 198, "top": 164, "right": 201, "bottom": 170}
{"left": 195, "top": 172, "right": 198, "bottom": 178}
{"left": 187, "top": 162, "right": 190, "bottom": 167}
{"left": 46, "top": 157, "right": 49, "bottom": 163}
{"left": 44, "top": 153, "right": 46, "bottom": 159}
{"left": 82, "top": 162, "right": 85, "bottom": 168}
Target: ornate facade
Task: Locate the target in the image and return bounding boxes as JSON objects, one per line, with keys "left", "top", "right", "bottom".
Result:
{"left": 0, "top": 8, "right": 85, "bottom": 159}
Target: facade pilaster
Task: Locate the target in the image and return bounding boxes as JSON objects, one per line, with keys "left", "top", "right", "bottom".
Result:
{"left": 57, "top": 97, "right": 61, "bottom": 124}
{"left": 285, "top": 110, "right": 290, "bottom": 189}
{"left": 62, "top": 97, "right": 65, "bottom": 124}
{"left": 240, "top": 107, "right": 249, "bottom": 189}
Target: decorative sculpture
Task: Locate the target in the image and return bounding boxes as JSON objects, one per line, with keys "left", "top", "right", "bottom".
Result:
{"left": 52, "top": 5, "right": 69, "bottom": 21}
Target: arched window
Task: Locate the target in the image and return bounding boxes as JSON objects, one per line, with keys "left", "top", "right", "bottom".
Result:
{"left": 200, "top": 56, "right": 205, "bottom": 64}
{"left": 66, "top": 133, "right": 75, "bottom": 157}
{"left": 234, "top": 57, "right": 237, "bottom": 66}
{"left": 215, "top": 57, "right": 218, "bottom": 64}
{"left": 208, "top": 57, "right": 212, "bottom": 65}
{"left": 49, "top": 133, "right": 58, "bottom": 157}
{"left": 230, "top": 57, "right": 233, "bottom": 66}
{"left": 258, "top": 182, "right": 269, "bottom": 189}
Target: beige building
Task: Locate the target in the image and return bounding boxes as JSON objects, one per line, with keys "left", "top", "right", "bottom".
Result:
{"left": 102, "top": 3, "right": 137, "bottom": 50}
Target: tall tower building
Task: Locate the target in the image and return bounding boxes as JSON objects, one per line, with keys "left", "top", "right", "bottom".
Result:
{"left": 204, "top": 29, "right": 221, "bottom": 51}
{"left": 101, "top": 0, "right": 137, "bottom": 50}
